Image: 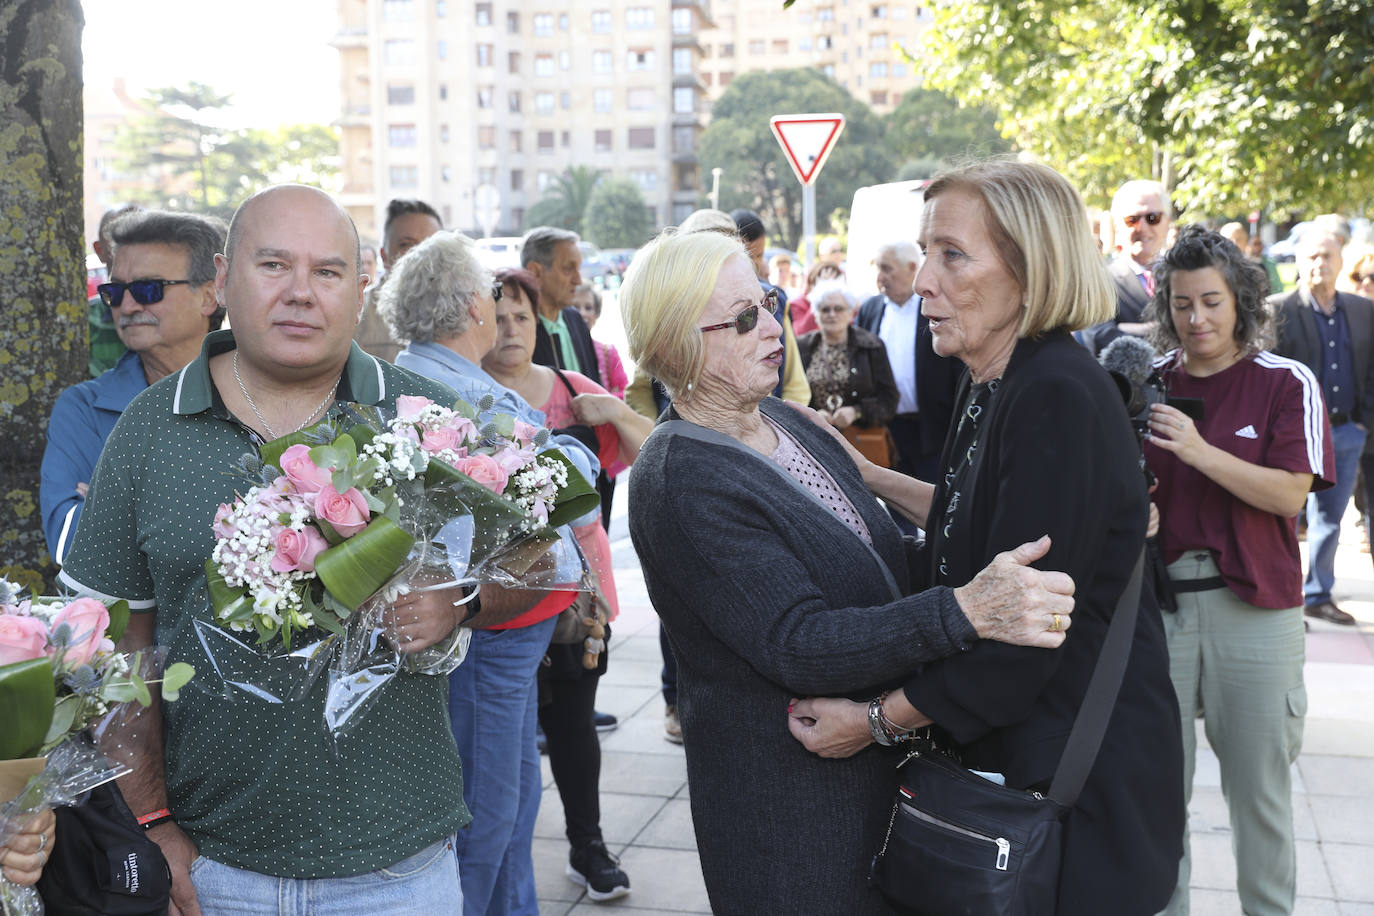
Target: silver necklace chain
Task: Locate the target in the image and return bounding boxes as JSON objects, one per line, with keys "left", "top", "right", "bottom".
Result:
{"left": 233, "top": 351, "right": 339, "bottom": 440}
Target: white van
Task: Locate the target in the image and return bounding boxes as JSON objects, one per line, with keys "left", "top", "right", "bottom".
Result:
{"left": 473, "top": 236, "right": 524, "bottom": 270}
{"left": 846, "top": 179, "right": 928, "bottom": 299}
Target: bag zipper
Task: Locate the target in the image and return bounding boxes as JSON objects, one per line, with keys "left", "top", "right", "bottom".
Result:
{"left": 898, "top": 787, "right": 1012, "bottom": 871}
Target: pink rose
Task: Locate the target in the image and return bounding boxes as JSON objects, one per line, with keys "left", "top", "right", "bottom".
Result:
{"left": 316, "top": 484, "right": 371, "bottom": 537}
{"left": 51, "top": 598, "right": 111, "bottom": 666}
{"left": 0, "top": 613, "right": 49, "bottom": 665}
{"left": 213, "top": 503, "right": 236, "bottom": 539}
{"left": 455, "top": 454, "right": 510, "bottom": 494}
{"left": 270, "top": 525, "right": 330, "bottom": 573}
{"left": 279, "top": 444, "right": 334, "bottom": 494}
{"left": 513, "top": 420, "right": 543, "bottom": 443}
{"left": 421, "top": 426, "right": 466, "bottom": 456}
{"left": 396, "top": 395, "right": 434, "bottom": 421}
{"left": 491, "top": 444, "right": 537, "bottom": 475}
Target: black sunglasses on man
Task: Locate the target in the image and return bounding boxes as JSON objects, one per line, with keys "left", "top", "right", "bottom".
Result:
{"left": 97, "top": 278, "right": 192, "bottom": 309}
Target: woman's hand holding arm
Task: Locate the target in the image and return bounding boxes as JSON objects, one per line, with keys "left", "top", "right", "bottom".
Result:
{"left": 787, "top": 692, "right": 933, "bottom": 759}
{"left": 0, "top": 807, "right": 56, "bottom": 887}
{"left": 572, "top": 392, "right": 653, "bottom": 463}
{"left": 1148, "top": 404, "right": 1312, "bottom": 517}
{"left": 952, "top": 535, "right": 1076, "bottom": 649}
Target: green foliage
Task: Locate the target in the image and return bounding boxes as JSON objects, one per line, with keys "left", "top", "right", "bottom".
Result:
{"left": 885, "top": 89, "right": 1009, "bottom": 165}
{"left": 524, "top": 166, "right": 602, "bottom": 231}
{"left": 116, "top": 82, "right": 340, "bottom": 220}
{"left": 916, "top": 0, "right": 1374, "bottom": 215}
{"left": 582, "top": 178, "right": 654, "bottom": 249}
{"left": 699, "top": 69, "right": 895, "bottom": 249}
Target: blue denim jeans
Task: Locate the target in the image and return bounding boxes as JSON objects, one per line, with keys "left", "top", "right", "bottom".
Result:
{"left": 1303, "top": 421, "right": 1366, "bottom": 605}
{"left": 190, "top": 837, "right": 461, "bottom": 915}
{"left": 447, "top": 617, "right": 556, "bottom": 916}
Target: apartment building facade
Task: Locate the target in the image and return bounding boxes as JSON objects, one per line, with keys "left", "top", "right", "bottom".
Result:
{"left": 333, "top": 0, "right": 713, "bottom": 241}
{"left": 698, "top": 1, "right": 934, "bottom": 114}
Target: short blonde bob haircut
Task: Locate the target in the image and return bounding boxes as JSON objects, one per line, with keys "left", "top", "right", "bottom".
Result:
{"left": 620, "top": 228, "right": 749, "bottom": 397}
{"left": 926, "top": 159, "right": 1114, "bottom": 337}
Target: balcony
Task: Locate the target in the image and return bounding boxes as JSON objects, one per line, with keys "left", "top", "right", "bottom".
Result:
{"left": 330, "top": 27, "right": 368, "bottom": 49}
{"left": 334, "top": 104, "right": 372, "bottom": 127}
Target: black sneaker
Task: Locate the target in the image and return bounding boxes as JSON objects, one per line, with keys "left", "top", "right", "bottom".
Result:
{"left": 593, "top": 710, "right": 618, "bottom": 733}
{"left": 567, "top": 840, "right": 631, "bottom": 902}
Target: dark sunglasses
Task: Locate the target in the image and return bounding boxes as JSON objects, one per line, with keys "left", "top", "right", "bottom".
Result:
{"left": 1356, "top": 273, "right": 1374, "bottom": 285}
{"left": 1122, "top": 212, "right": 1165, "bottom": 228}
{"left": 817, "top": 305, "right": 849, "bottom": 315}
{"left": 700, "top": 287, "right": 779, "bottom": 334}
{"left": 98, "top": 278, "right": 192, "bottom": 309}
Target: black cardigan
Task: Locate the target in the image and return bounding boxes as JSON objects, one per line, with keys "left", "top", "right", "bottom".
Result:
{"left": 532, "top": 306, "right": 601, "bottom": 386}
{"left": 796, "top": 325, "right": 900, "bottom": 428}
{"left": 906, "top": 331, "right": 1184, "bottom": 914}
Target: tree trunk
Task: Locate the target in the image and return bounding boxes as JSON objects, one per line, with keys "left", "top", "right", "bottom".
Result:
{"left": 0, "top": 0, "right": 85, "bottom": 591}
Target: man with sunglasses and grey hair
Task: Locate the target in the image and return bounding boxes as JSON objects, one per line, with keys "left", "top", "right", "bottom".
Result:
{"left": 1085, "top": 179, "right": 1173, "bottom": 354}
{"left": 41, "top": 209, "right": 226, "bottom": 564}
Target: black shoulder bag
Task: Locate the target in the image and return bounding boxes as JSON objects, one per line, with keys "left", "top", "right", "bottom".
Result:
{"left": 869, "top": 550, "right": 1146, "bottom": 916}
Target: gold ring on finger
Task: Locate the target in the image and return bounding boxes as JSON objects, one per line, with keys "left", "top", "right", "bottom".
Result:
{"left": 1050, "top": 613, "right": 1062, "bottom": 633}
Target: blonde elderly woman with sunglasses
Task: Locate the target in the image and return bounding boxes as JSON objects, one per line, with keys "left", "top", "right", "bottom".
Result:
{"left": 622, "top": 227, "right": 1078, "bottom": 915}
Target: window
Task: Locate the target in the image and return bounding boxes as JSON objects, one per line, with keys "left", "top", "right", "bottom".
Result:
{"left": 535, "top": 54, "right": 554, "bottom": 76}
{"left": 673, "top": 87, "right": 694, "bottom": 114}
{"left": 436, "top": 0, "right": 447, "bottom": 17}
{"left": 626, "top": 7, "right": 654, "bottom": 29}
{"left": 719, "top": 71, "right": 734, "bottom": 86}
{"left": 475, "top": 2, "right": 491, "bottom": 25}
{"left": 871, "top": 32, "right": 889, "bottom": 49}
{"left": 506, "top": 11, "right": 519, "bottom": 32}
{"left": 672, "top": 48, "right": 692, "bottom": 74}
{"left": 384, "top": 40, "right": 415, "bottom": 66}
{"left": 821, "top": 64, "right": 835, "bottom": 78}
{"left": 560, "top": 91, "right": 571, "bottom": 109}
{"left": 893, "top": 62, "right": 908, "bottom": 77}
{"left": 591, "top": 10, "right": 611, "bottom": 32}
{"left": 478, "top": 126, "right": 496, "bottom": 149}
{"left": 672, "top": 126, "right": 695, "bottom": 154}
{"left": 817, "top": 6, "right": 835, "bottom": 20}
{"left": 477, "top": 86, "right": 493, "bottom": 108}
{"left": 476, "top": 43, "right": 493, "bottom": 67}
{"left": 442, "top": 166, "right": 452, "bottom": 183}
{"left": 535, "top": 92, "right": 555, "bottom": 115}
{"left": 631, "top": 169, "right": 657, "bottom": 190}
{"left": 561, "top": 130, "right": 570, "bottom": 147}
{"left": 701, "top": 72, "right": 713, "bottom": 86}
{"left": 772, "top": 39, "right": 789, "bottom": 54}
{"left": 388, "top": 124, "right": 417, "bottom": 147}
{"left": 870, "top": 90, "right": 889, "bottom": 106}
{"left": 719, "top": 43, "right": 735, "bottom": 58}
{"left": 559, "top": 13, "right": 569, "bottom": 29}
{"left": 382, "top": 0, "right": 413, "bottom": 21}
{"left": 478, "top": 167, "right": 496, "bottom": 184}
{"left": 509, "top": 130, "right": 522, "bottom": 152}
{"left": 537, "top": 130, "right": 555, "bottom": 151}
{"left": 628, "top": 127, "right": 655, "bottom": 149}
{"left": 673, "top": 202, "right": 694, "bottom": 224}
{"left": 440, "top": 124, "right": 450, "bottom": 143}
{"left": 817, "top": 36, "right": 833, "bottom": 50}
{"left": 594, "top": 89, "right": 613, "bottom": 112}
{"left": 438, "top": 83, "right": 448, "bottom": 100}
{"left": 537, "top": 171, "right": 555, "bottom": 192}
{"left": 871, "top": 3, "right": 888, "bottom": 16}
{"left": 870, "top": 61, "right": 889, "bottom": 77}
{"left": 627, "top": 88, "right": 656, "bottom": 110}
{"left": 387, "top": 85, "right": 415, "bottom": 105}
{"left": 533, "top": 13, "right": 554, "bottom": 35}
{"left": 595, "top": 129, "right": 613, "bottom": 152}
{"left": 437, "top": 40, "right": 448, "bottom": 60}
{"left": 799, "top": 38, "right": 812, "bottom": 51}
{"left": 390, "top": 165, "right": 418, "bottom": 188}
{"left": 592, "top": 50, "right": 613, "bottom": 73}
{"left": 671, "top": 8, "right": 692, "bottom": 33}
{"left": 559, "top": 50, "right": 571, "bottom": 70}
{"left": 508, "top": 51, "right": 520, "bottom": 74}
{"left": 511, "top": 169, "right": 524, "bottom": 190}
{"left": 508, "top": 91, "right": 521, "bottom": 112}
{"left": 748, "top": 40, "right": 765, "bottom": 55}
{"left": 627, "top": 49, "right": 655, "bottom": 70}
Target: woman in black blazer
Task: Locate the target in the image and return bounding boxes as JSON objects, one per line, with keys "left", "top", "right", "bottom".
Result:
{"left": 795, "top": 282, "right": 900, "bottom": 431}
{"left": 790, "top": 159, "right": 1185, "bottom": 913}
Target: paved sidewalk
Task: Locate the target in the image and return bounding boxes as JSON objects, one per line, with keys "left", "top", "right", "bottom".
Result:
{"left": 534, "top": 496, "right": 1374, "bottom": 915}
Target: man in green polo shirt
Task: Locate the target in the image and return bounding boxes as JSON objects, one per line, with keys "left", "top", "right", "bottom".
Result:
{"left": 59, "top": 185, "right": 544, "bottom": 915}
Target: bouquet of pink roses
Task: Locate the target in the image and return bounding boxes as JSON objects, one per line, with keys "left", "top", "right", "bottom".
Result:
{"left": 0, "top": 579, "right": 194, "bottom": 915}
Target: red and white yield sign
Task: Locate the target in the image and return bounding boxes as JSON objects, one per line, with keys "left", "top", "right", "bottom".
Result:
{"left": 770, "top": 113, "right": 846, "bottom": 186}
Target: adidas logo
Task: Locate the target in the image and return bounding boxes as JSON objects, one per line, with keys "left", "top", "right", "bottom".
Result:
{"left": 1235, "top": 425, "right": 1259, "bottom": 439}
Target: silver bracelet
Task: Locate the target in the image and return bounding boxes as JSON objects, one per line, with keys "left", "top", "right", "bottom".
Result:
{"left": 868, "top": 696, "right": 895, "bottom": 747}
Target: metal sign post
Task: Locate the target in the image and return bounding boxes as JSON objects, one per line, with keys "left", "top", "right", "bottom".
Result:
{"left": 769, "top": 113, "right": 845, "bottom": 266}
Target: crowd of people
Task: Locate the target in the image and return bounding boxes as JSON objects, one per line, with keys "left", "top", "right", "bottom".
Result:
{"left": 13, "top": 153, "right": 1366, "bottom": 915}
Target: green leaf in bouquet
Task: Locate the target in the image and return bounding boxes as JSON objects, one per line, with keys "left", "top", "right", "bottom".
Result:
{"left": 316, "top": 516, "right": 347, "bottom": 547}
{"left": 131, "top": 673, "right": 153, "bottom": 707}
{"left": 344, "top": 422, "right": 377, "bottom": 451}
{"left": 323, "top": 590, "right": 352, "bottom": 621}
{"left": 160, "top": 663, "right": 195, "bottom": 702}
{"left": 254, "top": 617, "right": 278, "bottom": 646}
{"left": 0, "top": 657, "right": 56, "bottom": 759}
{"left": 315, "top": 515, "right": 417, "bottom": 611}
{"left": 542, "top": 449, "right": 601, "bottom": 530}
{"left": 42, "top": 693, "right": 81, "bottom": 750}
{"left": 205, "top": 559, "right": 254, "bottom": 622}
{"left": 105, "top": 599, "right": 131, "bottom": 644}
{"left": 362, "top": 487, "right": 389, "bottom": 515}
{"left": 101, "top": 678, "right": 139, "bottom": 704}
{"left": 310, "top": 434, "right": 358, "bottom": 475}
{"left": 311, "top": 609, "right": 345, "bottom": 636}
